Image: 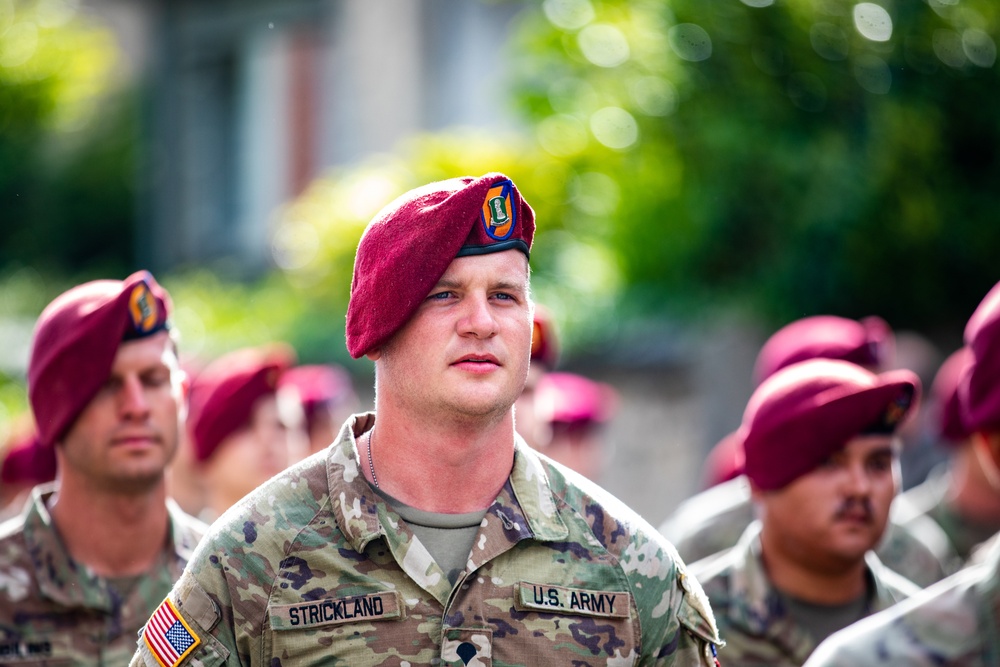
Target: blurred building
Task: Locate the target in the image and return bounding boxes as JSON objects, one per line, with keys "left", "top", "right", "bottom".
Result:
{"left": 87, "top": 0, "right": 525, "bottom": 274}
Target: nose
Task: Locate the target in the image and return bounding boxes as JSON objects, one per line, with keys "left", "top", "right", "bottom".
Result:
{"left": 119, "top": 376, "right": 151, "bottom": 420}
{"left": 843, "top": 460, "right": 872, "bottom": 497}
{"left": 458, "top": 293, "right": 499, "bottom": 339}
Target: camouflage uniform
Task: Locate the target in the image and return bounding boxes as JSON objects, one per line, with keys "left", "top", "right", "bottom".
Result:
{"left": 894, "top": 465, "right": 998, "bottom": 565}
{"left": 131, "top": 414, "right": 721, "bottom": 667}
{"left": 660, "top": 475, "right": 956, "bottom": 587}
{"left": 804, "top": 536, "right": 1000, "bottom": 667}
{"left": 0, "top": 484, "right": 206, "bottom": 666}
{"left": 689, "top": 522, "right": 919, "bottom": 667}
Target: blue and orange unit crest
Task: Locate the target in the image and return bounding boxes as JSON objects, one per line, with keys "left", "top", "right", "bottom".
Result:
{"left": 142, "top": 597, "right": 201, "bottom": 667}
{"left": 128, "top": 282, "right": 159, "bottom": 334}
{"left": 480, "top": 179, "right": 517, "bottom": 241}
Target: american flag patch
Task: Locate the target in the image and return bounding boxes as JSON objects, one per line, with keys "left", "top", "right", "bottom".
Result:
{"left": 142, "top": 598, "right": 200, "bottom": 667}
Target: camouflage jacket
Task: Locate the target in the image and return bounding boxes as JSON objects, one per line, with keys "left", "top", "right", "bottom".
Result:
{"left": 0, "top": 484, "right": 207, "bottom": 666}
{"left": 689, "top": 522, "right": 919, "bottom": 667}
{"left": 895, "top": 465, "right": 998, "bottom": 565}
{"left": 804, "top": 536, "right": 1000, "bottom": 667}
{"left": 131, "top": 413, "right": 721, "bottom": 667}
{"left": 660, "top": 475, "right": 956, "bottom": 587}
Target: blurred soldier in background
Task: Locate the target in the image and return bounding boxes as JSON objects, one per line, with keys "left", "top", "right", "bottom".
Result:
{"left": 514, "top": 304, "right": 559, "bottom": 449}
{"left": 132, "top": 173, "right": 721, "bottom": 666}
{"left": 805, "top": 280, "right": 1000, "bottom": 666}
{"left": 661, "top": 314, "right": 954, "bottom": 586}
{"left": 0, "top": 425, "right": 55, "bottom": 522}
{"left": 186, "top": 345, "right": 307, "bottom": 521}
{"left": 893, "top": 346, "right": 1000, "bottom": 566}
{"left": 280, "top": 363, "right": 360, "bottom": 456}
{"left": 0, "top": 271, "right": 206, "bottom": 665}
{"left": 533, "top": 370, "right": 617, "bottom": 481}
{"left": 691, "top": 359, "right": 921, "bottom": 666}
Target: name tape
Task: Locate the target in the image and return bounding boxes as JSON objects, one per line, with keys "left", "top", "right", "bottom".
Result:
{"left": 515, "top": 582, "right": 631, "bottom": 619}
{"left": 270, "top": 591, "right": 402, "bottom": 630}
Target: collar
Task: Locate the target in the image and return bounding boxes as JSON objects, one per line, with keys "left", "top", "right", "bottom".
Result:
{"left": 22, "top": 483, "right": 202, "bottom": 611}
{"left": 723, "top": 522, "right": 901, "bottom": 663}
{"left": 329, "top": 413, "right": 569, "bottom": 604}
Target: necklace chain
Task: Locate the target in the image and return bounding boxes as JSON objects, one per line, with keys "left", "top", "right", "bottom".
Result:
{"left": 367, "top": 428, "right": 379, "bottom": 488}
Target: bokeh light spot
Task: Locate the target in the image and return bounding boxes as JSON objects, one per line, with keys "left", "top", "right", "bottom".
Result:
{"left": 668, "top": 23, "right": 712, "bottom": 62}
{"left": 578, "top": 24, "right": 630, "bottom": 68}
{"left": 571, "top": 171, "right": 620, "bottom": 217}
{"left": 853, "top": 54, "right": 892, "bottom": 94}
{"left": 542, "top": 0, "right": 595, "bottom": 31}
{"left": 538, "top": 114, "right": 589, "bottom": 157}
{"left": 962, "top": 29, "right": 996, "bottom": 68}
{"left": 590, "top": 107, "right": 638, "bottom": 150}
{"left": 853, "top": 3, "right": 892, "bottom": 43}
{"left": 0, "top": 22, "right": 39, "bottom": 68}
{"left": 933, "top": 29, "right": 966, "bottom": 68}
{"left": 810, "top": 22, "right": 849, "bottom": 61}
{"left": 630, "top": 76, "right": 677, "bottom": 117}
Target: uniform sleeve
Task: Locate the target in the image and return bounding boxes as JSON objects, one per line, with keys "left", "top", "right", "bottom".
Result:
{"left": 625, "top": 534, "right": 722, "bottom": 667}
{"left": 130, "top": 569, "right": 242, "bottom": 667}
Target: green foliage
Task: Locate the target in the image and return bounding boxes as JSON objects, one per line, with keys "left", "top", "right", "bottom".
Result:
{"left": 508, "top": 0, "right": 1000, "bottom": 335}
{"left": 1, "top": 0, "right": 133, "bottom": 276}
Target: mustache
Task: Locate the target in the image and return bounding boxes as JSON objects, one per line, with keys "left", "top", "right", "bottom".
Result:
{"left": 833, "top": 497, "right": 875, "bottom": 522}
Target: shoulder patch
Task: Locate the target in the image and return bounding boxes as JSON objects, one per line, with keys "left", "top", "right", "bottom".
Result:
{"left": 677, "top": 570, "right": 722, "bottom": 645}
{"left": 142, "top": 598, "right": 201, "bottom": 667}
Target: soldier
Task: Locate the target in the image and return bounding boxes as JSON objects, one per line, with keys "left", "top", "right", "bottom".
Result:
{"left": 0, "top": 271, "right": 206, "bottom": 665}
{"left": 131, "top": 173, "right": 721, "bottom": 666}
{"left": 661, "top": 315, "right": 954, "bottom": 586}
{"left": 533, "top": 371, "right": 618, "bottom": 481}
{"left": 279, "top": 363, "right": 360, "bottom": 457}
{"left": 0, "top": 426, "right": 55, "bottom": 522}
{"left": 893, "top": 347, "right": 1000, "bottom": 565}
{"left": 804, "top": 280, "right": 1000, "bottom": 666}
{"left": 513, "top": 304, "right": 559, "bottom": 449}
{"left": 186, "top": 345, "right": 308, "bottom": 521}
{"left": 690, "top": 359, "right": 922, "bottom": 666}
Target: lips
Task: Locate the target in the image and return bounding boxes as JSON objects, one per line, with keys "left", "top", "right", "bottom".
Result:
{"left": 452, "top": 353, "right": 501, "bottom": 366}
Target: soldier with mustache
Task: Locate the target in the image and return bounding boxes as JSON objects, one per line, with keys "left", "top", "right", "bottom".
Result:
{"left": 689, "top": 358, "right": 923, "bottom": 666}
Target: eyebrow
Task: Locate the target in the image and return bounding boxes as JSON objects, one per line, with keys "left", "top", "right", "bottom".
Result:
{"left": 433, "top": 278, "right": 529, "bottom": 292}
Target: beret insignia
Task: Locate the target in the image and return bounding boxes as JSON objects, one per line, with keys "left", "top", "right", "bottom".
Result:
{"left": 129, "top": 282, "right": 159, "bottom": 334}
{"left": 481, "top": 180, "right": 517, "bottom": 241}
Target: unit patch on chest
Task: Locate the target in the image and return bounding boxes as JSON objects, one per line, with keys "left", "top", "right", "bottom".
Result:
{"left": 269, "top": 591, "right": 403, "bottom": 630}
{"left": 514, "top": 582, "right": 631, "bottom": 618}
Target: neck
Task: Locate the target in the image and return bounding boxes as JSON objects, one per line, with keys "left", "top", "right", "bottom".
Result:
{"left": 758, "top": 526, "right": 868, "bottom": 604}
{"left": 948, "top": 444, "right": 1000, "bottom": 527}
{"left": 366, "top": 402, "right": 516, "bottom": 513}
{"left": 49, "top": 475, "right": 171, "bottom": 578}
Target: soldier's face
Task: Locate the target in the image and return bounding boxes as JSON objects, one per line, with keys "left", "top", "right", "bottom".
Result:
{"left": 203, "top": 393, "right": 306, "bottom": 509}
{"left": 371, "top": 250, "right": 533, "bottom": 425}
{"left": 757, "top": 435, "right": 899, "bottom": 568}
{"left": 59, "top": 331, "right": 184, "bottom": 493}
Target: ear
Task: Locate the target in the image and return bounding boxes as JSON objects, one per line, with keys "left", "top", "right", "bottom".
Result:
{"left": 971, "top": 430, "right": 1000, "bottom": 491}
{"left": 365, "top": 349, "right": 382, "bottom": 362}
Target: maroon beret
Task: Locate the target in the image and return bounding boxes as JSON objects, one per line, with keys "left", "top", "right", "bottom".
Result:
{"left": 741, "top": 359, "right": 919, "bottom": 491}
{"left": 961, "top": 281, "right": 1000, "bottom": 433}
{"left": 187, "top": 345, "right": 295, "bottom": 463}
{"left": 1, "top": 431, "right": 56, "bottom": 486}
{"left": 701, "top": 430, "right": 745, "bottom": 490}
{"left": 278, "top": 364, "right": 356, "bottom": 433}
{"left": 346, "top": 173, "right": 535, "bottom": 359}
{"left": 531, "top": 305, "right": 560, "bottom": 370}
{"left": 933, "top": 347, "right": 973, "bottom": 444}
{"left": 535, "top": 372, "right": 617, "bottom": 426}
{"left": 753, "top": 315, "right": 894, "bottom": 386}
{"left": 27, "top": 270, "right": 171, "bottom": 447}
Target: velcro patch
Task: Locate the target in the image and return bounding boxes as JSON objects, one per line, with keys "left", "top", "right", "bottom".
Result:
{"left": 269, "top": 591, "right": 403, "bottom": 630}
{"left": 514, "top": 582, "right": 630, "bottom": 618}
{"left": 143, "top": 598, "right": 201, "bottom": 667}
